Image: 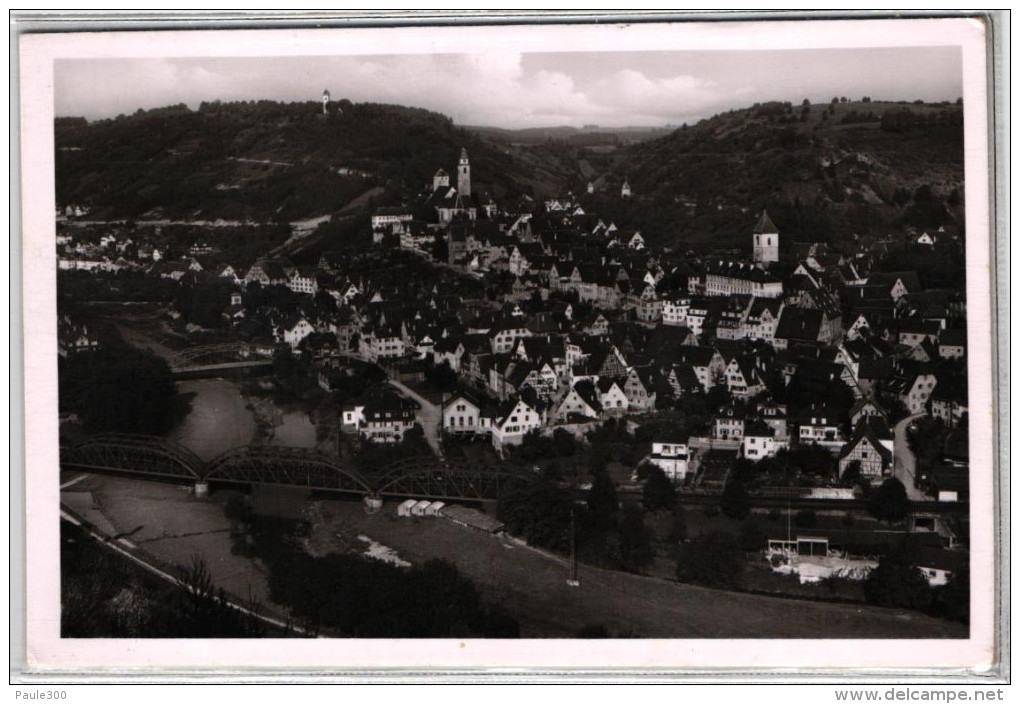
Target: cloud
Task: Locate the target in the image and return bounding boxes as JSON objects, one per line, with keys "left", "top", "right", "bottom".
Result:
{"left": 53, "top": 46, "right": 962, "bottom": 128}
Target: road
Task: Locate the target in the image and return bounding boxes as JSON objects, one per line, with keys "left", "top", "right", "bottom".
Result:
{"left": 387, "top": 379, "right": 444, "bottom": 459}
{"left": 893, "top": 414, "right": 931, "bottom": 502}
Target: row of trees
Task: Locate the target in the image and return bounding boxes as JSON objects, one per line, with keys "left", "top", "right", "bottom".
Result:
{"left": 59, "top": 339, "right": 186, "bottom": 436}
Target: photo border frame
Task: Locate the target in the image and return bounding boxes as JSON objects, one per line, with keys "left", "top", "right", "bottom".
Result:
{"left": 10, "top": 9, "right": 1010, "bottom": 683}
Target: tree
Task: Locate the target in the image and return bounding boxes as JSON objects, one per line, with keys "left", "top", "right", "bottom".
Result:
{"left": 720, "top": 480, "right": 751, "bottom": 520}
{"left": 641, "top": 465, "right": 677, "bottom": 512}
{"left": 59, "top": 344, "right": 183, "bottom": 435}
{"left": 863, "top": 549, "right": 933, "bottom": 611}
{"left": 676, "top": 531, "right": 745, "bottom": 589}
{"left": 841, "top": 460, "right": 862, "bottom": 488}
{"left": 868, "top": 477, "right": 910, "bottom": 522}
{"left": 933, "top": 566, "right": 970, "bottom": 624}
{"left": 587, "top": 469, "right": 619, "bottom": 530}
{"left": 669, "top": 502, "right": 689, "bottom": 544}
{"left": 618, "top": 503, "right": 654, "bottom": 574}
{"left": 552, "top": 428, "right": 576, "bottom": 457}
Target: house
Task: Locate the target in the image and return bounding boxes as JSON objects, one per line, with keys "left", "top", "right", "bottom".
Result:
{"left": 635, "top": 284, "right": 663, "bottom": 323}
{"left": 849, "top": 397, "right": 888, "bottom": 427}
{"left": 930, "top": 379, "right": 968, "bottom": 428}
{"left": 666, "top": 363, "right": 703, "bottom": 398}
{"left": 744, "top": 298, "right": 783, "bottom": 343}
{"left": 937, "top": 328, "right": 967, "bottom": 360}
{"left": 913, "top": 548, "right": 968, "bottom": 587}
{"left": 676, "top": 345, "right": 726, "bottom": 392}
{"left": 885, "top": 371, "right": 938, "bottom": 415}
{"left": 896, "top": 318, "right": 942, "bottom": 347}
{"left": 758, "top": 402, "right": 789, "bottom": 443}
{"left": 713, "top": 405, "right": 746, "bottom": 442}
{"left": 723, "top": 355, "right": 764, "bottom": 399}
{"left": 742, "top": 419, "right": 777, "bottom": 461}
{"left": 866, "top": 271, "right": 922, "bottom": 302}
{"left": 490, "top": 396, "right": 544, "bottom": 453}
{"left": 288, "top": 266, "right": 321, "bottom": 295}
{"left": 554, "top": 380, "right": 603, "bottom": 424}
{"left": 279, "top": 316, "right": 315, "bottom": 349}
{"left": 360, "top": 325, "right": 405, "bottom": 361}
{"left": 357, "top": 388, "right": 419, "bottom": 443}
{"left": 488, "top": 320, "right": 531, "bottom": 354}
{"left": 371, "top": 206, "right": 413, "bottom": 232}
{"left": 796, "top": 404, "right": 846, "bottom": 450}
{"left": 647, "top": 440, "right": 690, "bottom": 484}
{"left": 837, "top": 417, "right": 894, "bottom": 480}
{"left": 698, "top": 260, "right": 783, "bottom": 298}
{"left": 597, "top": 377, "right": 629, "bottom": 416}
{"left": 57, "top": 316, "right": 101, "bottom": 357}
{"left": 442, "top": 393, "right": 489, "bottom": 437}
{"left": 244, "top": 260, "right": 288, "bottom": 287}
{"left": 623, "top": 367, "right": 658, "bottom": 412}
{"left": 774, "top": 307, "right": 825, "bottom": 350}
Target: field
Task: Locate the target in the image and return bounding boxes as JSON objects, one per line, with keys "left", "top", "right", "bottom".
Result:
{"left": 60, "top": 473, "right": 967, "bottom": 640}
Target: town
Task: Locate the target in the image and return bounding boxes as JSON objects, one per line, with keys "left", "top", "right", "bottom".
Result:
{"left": 56, "top": 100, "right": 971, "bottom": 639}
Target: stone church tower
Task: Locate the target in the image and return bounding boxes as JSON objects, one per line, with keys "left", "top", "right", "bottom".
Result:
{"left": 457, "top": 147, "right": 471, "bottom": 197}
{"left": 752, "top": 210, "right": 779, "bottom": 267}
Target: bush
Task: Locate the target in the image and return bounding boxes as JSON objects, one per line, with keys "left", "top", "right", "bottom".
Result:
{"left": 676, "top": 532, "right": 745, "bottom": 589}
{"left": 868, "top": 478, "right": 910, "bottom": 522}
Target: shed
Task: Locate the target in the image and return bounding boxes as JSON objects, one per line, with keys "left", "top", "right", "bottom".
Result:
{"left": 411, "top": 500, "right": 432, "bottom": 516}
{"left": 397, "top": 499, "right": 417, "bottom": 517}
{"left": 438, "top": 504, "right": 505, "bottom": 533}
{"left": 425, "top": 501, "right": 445, "bottom": 516}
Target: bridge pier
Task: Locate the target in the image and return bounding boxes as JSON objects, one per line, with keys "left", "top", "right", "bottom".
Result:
{"left": 194, "top": 480, "right": 209, "bottom": 499}
{"left": 363, "top": 493, "right": 383, "bottom": 514}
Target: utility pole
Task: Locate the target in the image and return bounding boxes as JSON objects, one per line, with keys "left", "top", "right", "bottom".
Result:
{"left": 567, "top": 505, "right": 580, "bottom": 587}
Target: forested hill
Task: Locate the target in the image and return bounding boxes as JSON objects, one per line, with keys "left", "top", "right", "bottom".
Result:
{"left": 578, "top": 99, "right": 965, "bottom": 252}
{"left": 55, "top": 100, "right": 554, "bottom": 222}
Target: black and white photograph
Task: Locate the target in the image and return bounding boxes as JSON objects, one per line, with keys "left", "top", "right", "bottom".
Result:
{"left": 16, "top": 14, "right": 1001, "bottom": 674}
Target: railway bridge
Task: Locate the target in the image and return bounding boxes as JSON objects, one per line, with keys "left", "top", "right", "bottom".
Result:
{"left": 167, "top": 343, "right": 275, "bottom": 376}
{"left": 60, "top": 433, "right": 541, "bottom": 502}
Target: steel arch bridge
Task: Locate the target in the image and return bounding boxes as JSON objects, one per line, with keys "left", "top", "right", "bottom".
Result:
{"left": 204, "top": 446, "right": 373, "bottom": 494}
{"left": 372, "top": 456, "right": 542, "bottom": 501}
{"left": 61, "top": 433, "right": 204, "bottom": 482}
{"left": 61, "top": 435, "right": 545, "bottom": 501}
{"left": 167, "top": 343, "right": 274, "bottom": 371}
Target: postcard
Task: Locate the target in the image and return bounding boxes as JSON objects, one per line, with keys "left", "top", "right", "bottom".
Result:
{"left": 15, "top": 13, "right": 1000, "bottom": 677}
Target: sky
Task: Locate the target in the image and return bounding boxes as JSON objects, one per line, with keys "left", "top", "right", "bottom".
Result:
{"left": 54, "top": 46, "right": 963, "bottom": 129}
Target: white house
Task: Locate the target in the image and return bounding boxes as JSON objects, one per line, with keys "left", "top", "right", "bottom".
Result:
{"left": 647, "top": 441, "right": 690, "bottom": 484}
{"left": 442, "top": 394, "right": 489, "bottom": 436}
{"left": 743, "top": 419, "right": 778, "bottom": 461}
{"left": 491, "top": 398, "right": 543, "bottom": 453}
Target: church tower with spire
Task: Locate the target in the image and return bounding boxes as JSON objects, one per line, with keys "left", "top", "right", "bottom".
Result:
{"left": 457, "top": 147, "right": 471, "bottom": 197}
{"left": 752, "top": 210, "right": 779, "bottom": 267}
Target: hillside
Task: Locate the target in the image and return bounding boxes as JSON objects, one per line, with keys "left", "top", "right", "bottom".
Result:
{"left": 576, "top": 99, "right": 965, "bottom": 252}
{"left": 55, "top": 97, "right": 966, "bottom": 255}
{"left": 55, "top": 100, "right": 567, "bottom": 222}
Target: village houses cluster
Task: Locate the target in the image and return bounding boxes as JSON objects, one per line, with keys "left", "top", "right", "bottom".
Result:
{"left": 56, "top": 148, "right": 969, "bottom": 501}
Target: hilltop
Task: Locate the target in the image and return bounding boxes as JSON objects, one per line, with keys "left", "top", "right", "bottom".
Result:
{"left": 576, "top": 98, "right": 965, "bottom": 252}
{"left": 55, "top": 100, "right": 565, "bottom": 222}
{"left": 55, "top": 97, "right": 965, "bottom": 254}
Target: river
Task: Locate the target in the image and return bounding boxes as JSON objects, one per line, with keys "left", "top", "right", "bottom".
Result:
{"left": 171, "top": 378, "right": 317, "bottom": 461}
